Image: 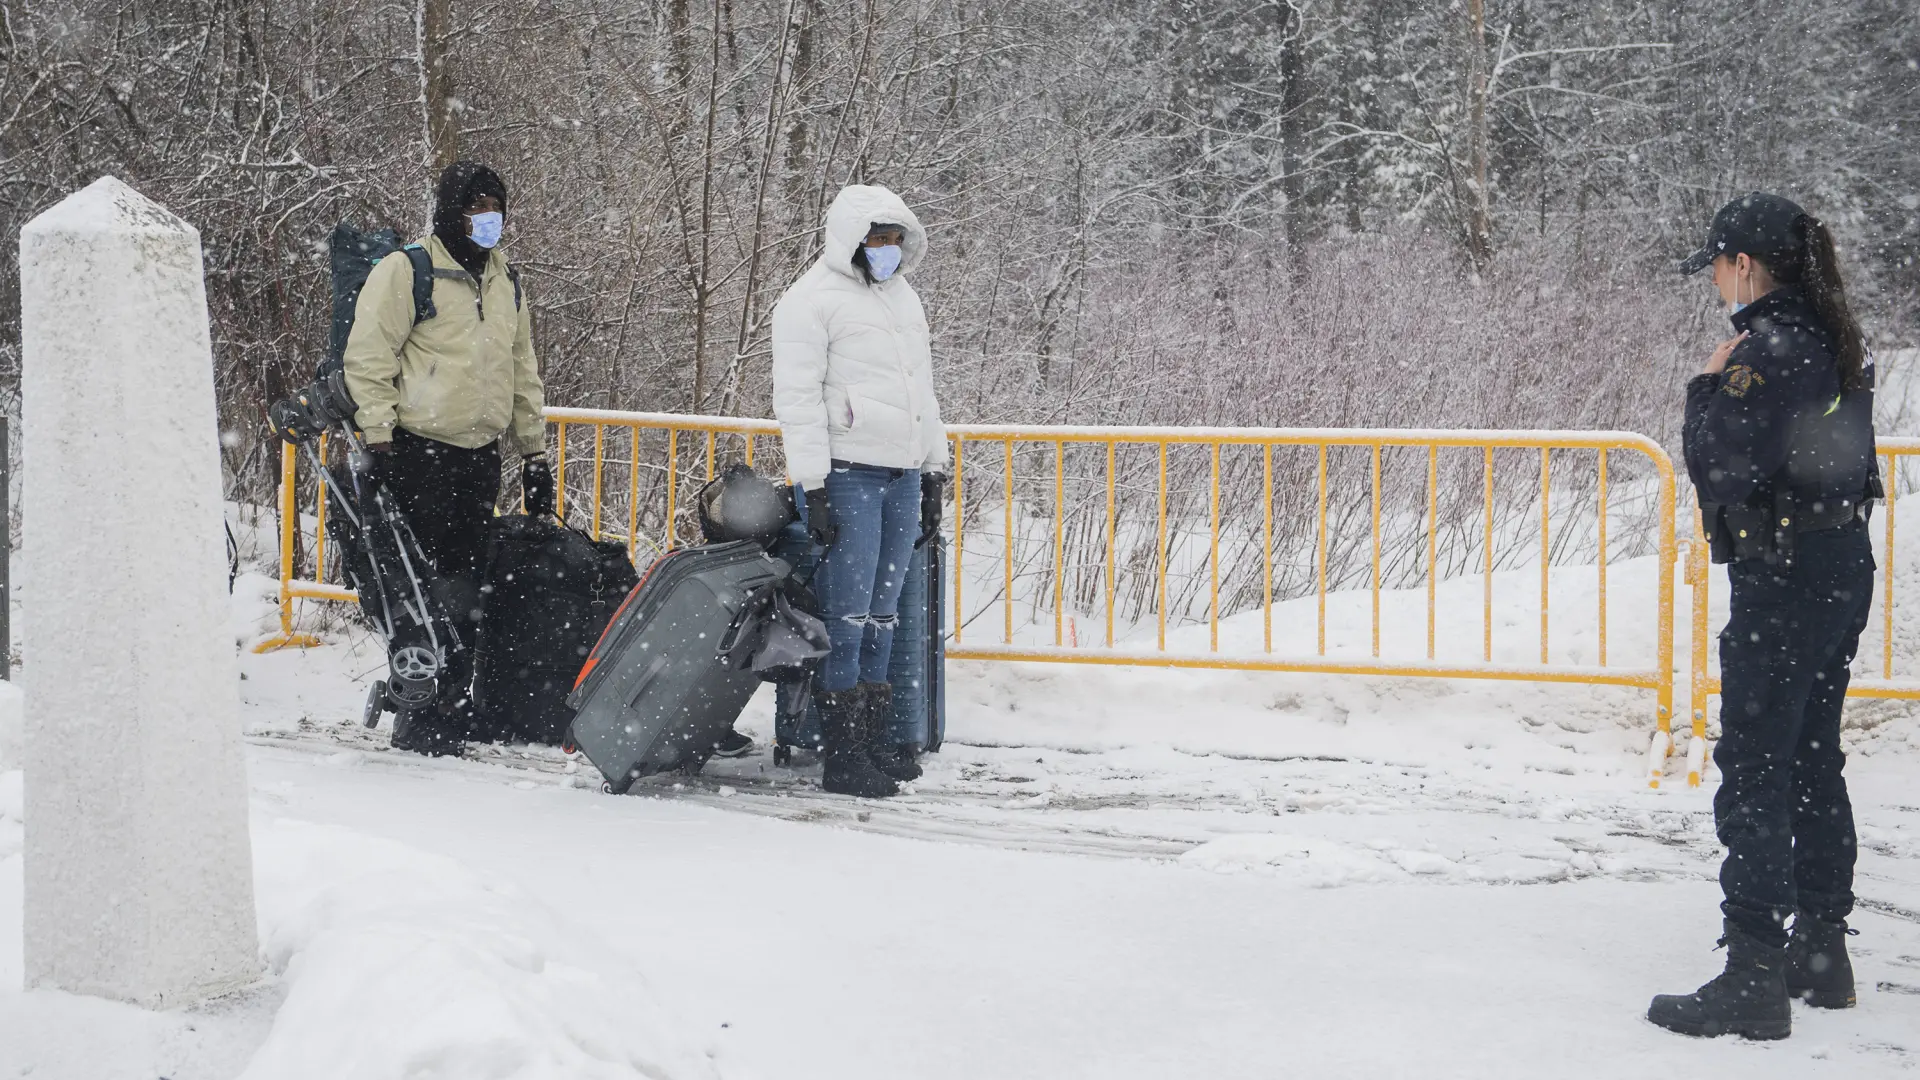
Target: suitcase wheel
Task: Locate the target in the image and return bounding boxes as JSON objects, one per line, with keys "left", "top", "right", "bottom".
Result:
{"left": 599, "top": 780, "right": 614, "bottom": 795}
{"left": 773, "top": 743, "right": 791, "bottom": 767}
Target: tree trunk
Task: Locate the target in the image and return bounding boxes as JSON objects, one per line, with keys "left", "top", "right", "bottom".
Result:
{"left": 1464, "top": 0, "right": 1493, "bottom": 270}
{"left": 784, "top": 0, "right": 819, "bottom": 211}
{"left": 1279, "top": 0, "right": 1307, "bottom": 283}
{"left": 418, "top": 0, "right": 457, "bottom": 175}
{"left": 691, "top": 0, "right": 723, "bottom": 411}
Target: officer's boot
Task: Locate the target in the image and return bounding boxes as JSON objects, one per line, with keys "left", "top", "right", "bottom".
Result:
{"left": 1786, "top": 911, "right": 1857, "bottom": 1009}
{"left": 817, "top": 687, "right": 898, "bottom": 798}
{"left": 859, "top": 681, "right": 922, "bottom": 783}
{"left": 1647, "top": 922, "right": 1791, "bottom": 1040}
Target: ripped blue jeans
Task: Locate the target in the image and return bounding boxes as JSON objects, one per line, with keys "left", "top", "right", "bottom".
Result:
{"left": 815, "top": 461, "right": 921, "bottom": 692}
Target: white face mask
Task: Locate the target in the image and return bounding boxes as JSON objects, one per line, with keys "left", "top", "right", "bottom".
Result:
{"left": 865, "top": 243, "right": 902, "bottom": 281}
{"left": 468, "top": 211, "right": 504, "bottom": 249}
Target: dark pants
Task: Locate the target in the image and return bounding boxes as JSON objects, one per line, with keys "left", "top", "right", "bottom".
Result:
{"left": 379, "top": 426, "right": 501, "bottom": 702}
{"left": 1714, "top": 522, "right": 1874, "bottom": 946}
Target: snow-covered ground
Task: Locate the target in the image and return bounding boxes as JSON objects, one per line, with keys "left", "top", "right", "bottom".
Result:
{"left": 4, "top": 552, "right": 1920, "bottom": 1078}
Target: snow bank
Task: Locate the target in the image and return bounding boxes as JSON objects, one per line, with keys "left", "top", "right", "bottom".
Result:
{"left": 242, "top": 818, "right": 719, "bottom": 1080}
{"left": 231, "top": 571, "right": 285, "bottom": 647}
{"left": 0, "top": 681, "right": 19, "bottom": 772}
{"left": 0, "top": 769, "right": 19, "bottom": 851}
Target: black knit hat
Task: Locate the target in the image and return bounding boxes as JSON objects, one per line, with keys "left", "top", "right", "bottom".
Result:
{"left": 1679, "top": 192, "right": 1807, "bottom": 276}
{"left": 432, "top": 161, "right": 508, "bottom": 278}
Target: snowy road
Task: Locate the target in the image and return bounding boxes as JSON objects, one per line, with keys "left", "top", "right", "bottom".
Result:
{"left": 66, "top": 733, "right": 1920, "bottom": 1078}
{"left": 6, "top": 573, "right": 1920, "bottom": 1077}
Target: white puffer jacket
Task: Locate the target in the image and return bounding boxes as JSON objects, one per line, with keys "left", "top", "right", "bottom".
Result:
{"left": 771, "top": 184, "right": 948, "bottom": 491}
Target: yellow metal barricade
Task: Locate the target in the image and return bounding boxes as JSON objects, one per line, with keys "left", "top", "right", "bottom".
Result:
{"left": 939, "top": 425, "right": 1677, "bottom": 785}
{"left": 253, "top": 409, "right": 783, "bottom": 655}
{"left": 257, "top": 411, "right": 1683, "bottom": 784}
{"left": 1684, "top": 436, "right": 1920, "bottom": 784}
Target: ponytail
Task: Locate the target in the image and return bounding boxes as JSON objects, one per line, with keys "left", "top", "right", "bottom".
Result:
{"left": 1765, "top": 215, "right": 1869, "bottom": 392}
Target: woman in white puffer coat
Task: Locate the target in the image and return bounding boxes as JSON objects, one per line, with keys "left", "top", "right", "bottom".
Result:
{"left": 772, "top": 184, "right": 947, "bottom": 799}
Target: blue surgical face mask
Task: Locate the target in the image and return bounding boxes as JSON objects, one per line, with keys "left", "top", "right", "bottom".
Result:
{"left": 1729, "top": 301, "right": 1748, "bottom": 316}
{"left": 865, "top": 243, "right": 902, "bottom": 281}
{"left": 468, "top": 211, "right": 504, "bottom": 249}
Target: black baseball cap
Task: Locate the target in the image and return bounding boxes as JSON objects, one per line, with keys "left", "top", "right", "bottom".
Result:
{"left": 1679, "top": 192, "right": 1808, "bottom": 276}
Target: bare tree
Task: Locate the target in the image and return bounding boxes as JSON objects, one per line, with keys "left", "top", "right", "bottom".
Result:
{"left": 419, "top": 0, "right": 459, "bottom": 173}
{"left": 0, "top": 0, "right": 1913, "bottom": 567}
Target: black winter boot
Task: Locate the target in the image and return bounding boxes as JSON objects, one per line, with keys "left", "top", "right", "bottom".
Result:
{"left": 1786, "top": 912, "right": 1856, "bottom": 1009}
{"left": 1647, "top": 923, "right": 1791, "bottom": 1040}
{"left": 817, "top": 687, "right": 898, "bottom": 798}
{"left": 859, "top": 682, "right": 922, "bottom": 783}
{"left": 391, "top": 707, "right": 466, "bottom": 757}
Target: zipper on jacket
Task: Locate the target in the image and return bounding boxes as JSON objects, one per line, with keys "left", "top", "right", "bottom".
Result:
{"left": 459, "top": 268, "right": 485, "bottom": 320}
{"left": 430, "top": 263, "right": 486, "bottom": 321}
{"left": 890, "top": 307, "right": 917, "bottom": 425}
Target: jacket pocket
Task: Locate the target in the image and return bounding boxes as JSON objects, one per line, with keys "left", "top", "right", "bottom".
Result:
{"left": 823, "top": 385, "right": 853, "bottom": 433}
{"left": 396, "top": 365, "right": 424, "bottom": 419}
{"left": 849, "top": 390, "right": 912, "bottom": 448}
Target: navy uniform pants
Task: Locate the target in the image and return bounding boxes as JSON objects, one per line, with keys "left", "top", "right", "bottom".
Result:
{"left": 1713, "top": 521, "right": 1874, "bottom": 946}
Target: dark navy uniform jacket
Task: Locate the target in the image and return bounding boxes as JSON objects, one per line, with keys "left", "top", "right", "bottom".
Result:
{"left": 1683, "top": 286, "right": 1876, "bottom": 522}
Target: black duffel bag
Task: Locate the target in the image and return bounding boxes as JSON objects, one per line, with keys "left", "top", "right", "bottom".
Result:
{"left": 474, "top": 514, "right": 640, "bottom": 745}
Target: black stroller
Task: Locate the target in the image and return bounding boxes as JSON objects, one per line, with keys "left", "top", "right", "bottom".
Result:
{"left": 270, "top": 368, "right": 468, "bottom": 730}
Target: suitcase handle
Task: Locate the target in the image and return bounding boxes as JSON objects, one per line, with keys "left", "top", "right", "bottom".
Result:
{"left": 623, "top": 654, "right": 668, "bottom": 708}
{"left": 716, "top": 584, "right": 776, "bottom": 665}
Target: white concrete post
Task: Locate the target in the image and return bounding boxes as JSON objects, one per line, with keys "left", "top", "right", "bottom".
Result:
{"left": 18, "top": 176, "right": 258, "bottom": 1005}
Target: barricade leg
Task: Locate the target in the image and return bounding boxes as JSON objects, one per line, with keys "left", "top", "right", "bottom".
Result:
{"left": 253, "top": 442, "right": 324, "bottom": 652}
{"left": 1645, "top": 727, "right": 1672, "bottom": 789}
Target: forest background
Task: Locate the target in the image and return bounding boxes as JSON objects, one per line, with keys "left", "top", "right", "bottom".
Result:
{"left": 2, "top": 0, "right": 1917, "bottom": 616}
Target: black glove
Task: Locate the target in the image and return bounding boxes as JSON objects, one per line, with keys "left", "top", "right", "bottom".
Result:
{"left": 919, "top": 472, "right": 945, "bottom": 544}
{"left": 358, "top": 440, "right": 392, "bottom": 486}
{"left": 804, "top": 486, "right": 836, "bottom": 549}
{"left": 522, "top": 457, "right": 555, "bottom": 518}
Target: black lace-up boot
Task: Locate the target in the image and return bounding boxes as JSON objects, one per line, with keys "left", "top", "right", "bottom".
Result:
{"left": 1786, "top": 911, "right": 1856, "bottom": 1009}
{"left": 1648, "top": 922, "right": 1790, "bottom": 1040}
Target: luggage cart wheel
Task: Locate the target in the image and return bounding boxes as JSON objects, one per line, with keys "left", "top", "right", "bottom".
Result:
{"left": 363, "top": 680, "right": 389, "bottom": 728}
{"left": 773, "top": 743, "right": 791, "bottom": 767}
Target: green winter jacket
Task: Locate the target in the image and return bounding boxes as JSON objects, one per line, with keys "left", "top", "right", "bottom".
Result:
{"left": 342, "top": 235, "right": 545, "bottom": 455}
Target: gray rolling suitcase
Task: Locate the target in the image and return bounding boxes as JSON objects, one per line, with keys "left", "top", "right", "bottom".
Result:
{"left": 566, "top": 541, "right": 790, "bottom": 794}
{"left": 892, "top": 535, "right": 946, "bottom": 753}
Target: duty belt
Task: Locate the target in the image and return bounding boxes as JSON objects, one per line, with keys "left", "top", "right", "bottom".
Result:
{"left": 1700, "top": 492, "right": 1873, "bottom": 567}
{"left": 1790, "top": 497, "right": 1872, "bottom": 532}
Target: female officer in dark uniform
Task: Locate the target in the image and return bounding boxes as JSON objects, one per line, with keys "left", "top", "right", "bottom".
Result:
{"left": 1650, "top": 193, "right": 1879, "bottom": 1039}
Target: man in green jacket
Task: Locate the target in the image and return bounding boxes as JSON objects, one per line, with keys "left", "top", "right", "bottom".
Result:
{"left": 342, "top": 160, "right": 550, "bottom": 755}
